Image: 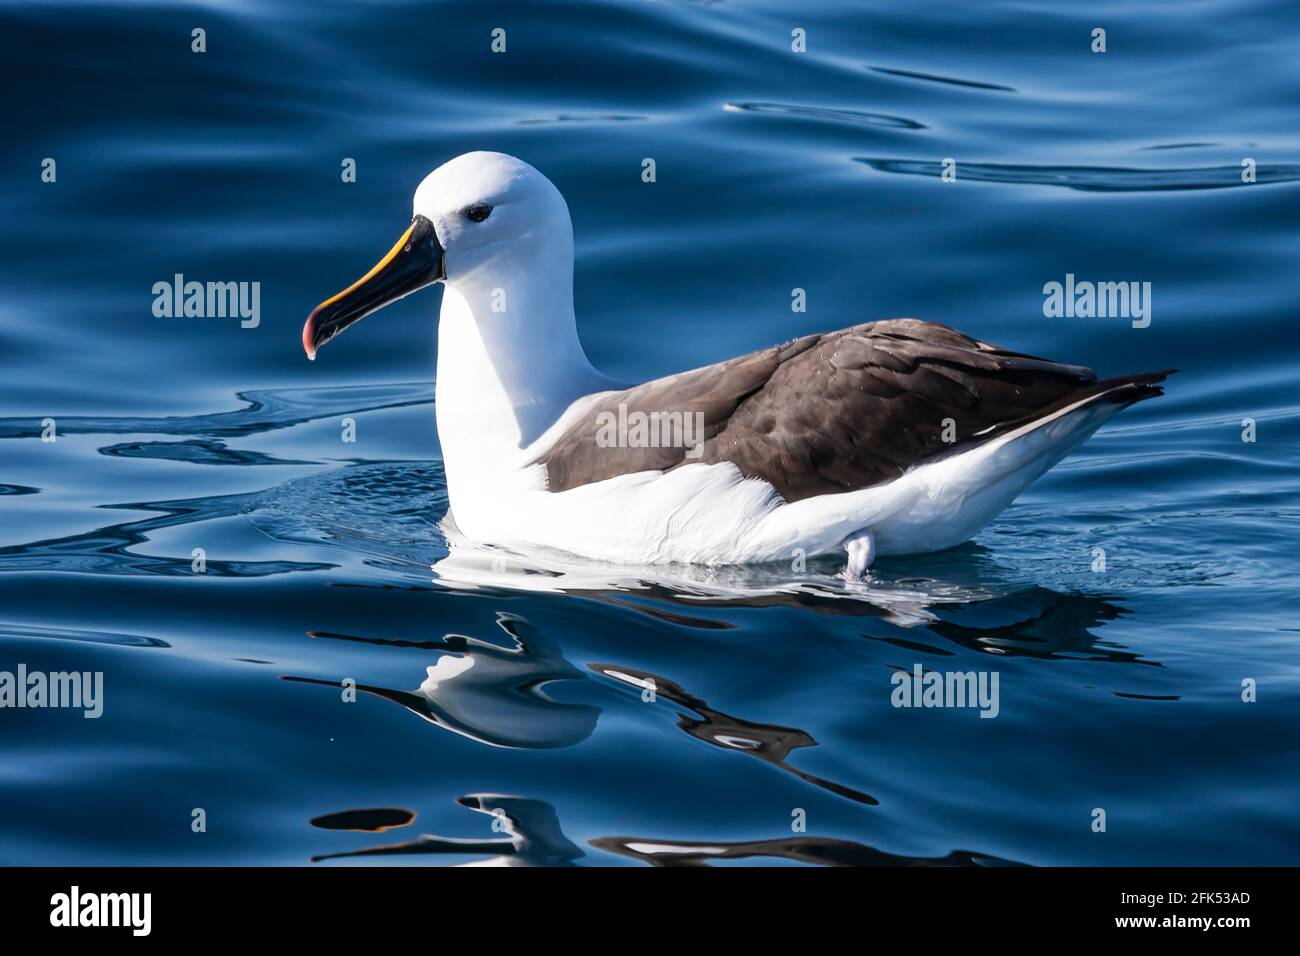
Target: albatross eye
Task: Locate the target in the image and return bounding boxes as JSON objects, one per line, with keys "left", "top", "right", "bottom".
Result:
{"left": 465, "top": 204, "right": 493, "bottom": 223}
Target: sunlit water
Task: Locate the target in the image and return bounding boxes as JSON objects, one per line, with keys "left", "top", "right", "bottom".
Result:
{"left": 1, "top": 0, "right": 1297, "bottom": 865}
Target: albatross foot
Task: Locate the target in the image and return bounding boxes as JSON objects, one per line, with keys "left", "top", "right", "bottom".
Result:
{"left": 841, "top": 529, "right": 876, "bottom": 580}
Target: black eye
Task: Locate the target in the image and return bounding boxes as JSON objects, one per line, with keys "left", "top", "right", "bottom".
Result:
{"left": 465, "top": 204, "right": 493, "bottom": 223}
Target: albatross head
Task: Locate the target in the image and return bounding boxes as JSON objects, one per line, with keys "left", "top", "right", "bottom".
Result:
{"left": 302, "top": 151, "right": 573, "bottom": 359}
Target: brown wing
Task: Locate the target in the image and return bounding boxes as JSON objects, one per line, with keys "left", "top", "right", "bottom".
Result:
{"left": 537, "top": 319, "right": 1169, "bottom": 501}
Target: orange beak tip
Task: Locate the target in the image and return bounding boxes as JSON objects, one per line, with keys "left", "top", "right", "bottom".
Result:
{"left": 302, "top": 314, "right": 319, "bottom": 360}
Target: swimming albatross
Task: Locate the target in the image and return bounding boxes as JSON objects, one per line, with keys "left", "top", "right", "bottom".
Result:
{"left": 303, "top": 151, "right": 1171, "bottom": 575}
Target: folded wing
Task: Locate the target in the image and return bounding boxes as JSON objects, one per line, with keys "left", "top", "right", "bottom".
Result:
{"left": 537, "top": 319, "right": 1168, "bottom": 501}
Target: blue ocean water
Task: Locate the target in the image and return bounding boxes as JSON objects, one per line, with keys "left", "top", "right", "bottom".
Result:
{"left": 1, "top": 0, "right": 1297, "bottom": 866}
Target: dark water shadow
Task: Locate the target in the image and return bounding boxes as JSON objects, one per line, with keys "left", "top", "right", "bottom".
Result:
{"left": 592, "top": 833, "right": 1023, "bottom": 867}
{"left": 879, "top": 587, "right": 1154, "bottom": 664}
{"left": 310, "top": 808, "right": 415, "bottom": 832}
{"left": 561, "top": 572, "right": 1151, "bottom": 664}
{"left": 311, "top": 794, "right": 584, "bottom": 866}
{"left": 100, "top": 438, "right": 314, "bottom": 467}
{"left": 589, "top": 663, "right": 878, "bottom": 806}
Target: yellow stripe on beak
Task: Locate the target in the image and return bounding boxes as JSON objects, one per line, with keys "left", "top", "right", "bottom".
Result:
{"left": 302, "top": 215, "right": 444, "bottom": 360}
{"left": 314, "top": 221, "right": 418, "bottom": 313}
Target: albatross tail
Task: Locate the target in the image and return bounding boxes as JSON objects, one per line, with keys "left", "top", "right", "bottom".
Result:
{"left": 757, "top": 366, "right": 1177, "bottom": 563}
{"left": 1060, "top": 367, "right": 1176, "bottom": 412}
{"left": 867, "top": 366, "right": 1177, "bottom": 555}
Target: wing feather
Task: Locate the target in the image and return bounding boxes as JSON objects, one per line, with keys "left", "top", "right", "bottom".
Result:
{"left": 536, "top": 319, "right": 1166, "bottom": 501}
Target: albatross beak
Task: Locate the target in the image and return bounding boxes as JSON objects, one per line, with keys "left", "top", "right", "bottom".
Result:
{"left": 302, "top": 214, "right": 444, "bottom": 359}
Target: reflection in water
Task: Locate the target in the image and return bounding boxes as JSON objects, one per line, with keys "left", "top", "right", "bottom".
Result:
{"left": 433, "top": 539, "right": 1149, "bottom": 663}
{"left": 589, "top": 581, "right": 1143, "bottom": 664}
{"left": 431, "top": 538, "right": 1004, "bottom": 628}
{"left": 311, "top": 795, "right": 584, "bottom": 866}
{"left": 310, "top": 808, "right": 415, "bottom": 832}
{"left": 285, "top": 609, "right": 878, "bottom": 801}
{"left": 591, "top": 834, "right": 1021, "bottom": 867}
{"left": 877, "top": 587, "right": 1154, "bottom": 664}
{"left": 310, "top": 793, "right": 1021, "bottom": 867}
{"left": 281, "top": 612, "right": 599, "bottom": 749}
{"left": 590, "top": 664, "right": 878, "bottom": 806}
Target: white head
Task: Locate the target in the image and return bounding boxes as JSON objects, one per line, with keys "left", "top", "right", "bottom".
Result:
{"left": 415, "top": 151, "right": 573, "bottom": 291}
{"left": 303, "top": 151, "right": 575, "bottom": 359}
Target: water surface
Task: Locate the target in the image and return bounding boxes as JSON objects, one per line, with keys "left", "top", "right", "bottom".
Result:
{"left": 1, "top": 0, "right": 1297, "bottom": 866}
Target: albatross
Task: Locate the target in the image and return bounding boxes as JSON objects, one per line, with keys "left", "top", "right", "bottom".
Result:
{"left": 303, "top": 151, "right": 1171, "bottom": 575}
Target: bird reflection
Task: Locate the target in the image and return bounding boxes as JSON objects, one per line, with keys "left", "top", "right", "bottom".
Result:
{"left": 311, "top": 794, "right": 583, "bottom": 866}
{"left": 432, "top": 539, "right": 982, "bottom": 627}
{"left": 590, "top": 834, "right": 1022, "bottom": 867}
{"left": 282, "top": 614, "right": 879, "bottom": 805}
{"left": 587, "top": 578, "right": 1148, "bottom": 663}
{"left": 309, "top": 792, "right": 1021, "bottom": 867}
{"left": 431, "top": 539, "right": 1153, "bottom": 664}
{"left": 281, "top": 612, "right": 599, "bottom": 749}
{"left": 904, "top": 586, "right": 1153, "bottom": 663}
{"left": 589, "top": 663, "right": 878, "bottom": 806}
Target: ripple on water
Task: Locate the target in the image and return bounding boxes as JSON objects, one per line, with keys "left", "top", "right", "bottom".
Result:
{"left": 868, "top": 64, "right": 1017, "bottom": 93}
{"left": 0, "top": 622, "right": 170, "bottom": 649}
{"left": 855, "top": 157, "right": 1300, "bottom": 191}
{"left": 0, "top": 383, "right": 433, "bottom": 440}
{"left": 725, "top": 101, "right": 926, "bottom": 130}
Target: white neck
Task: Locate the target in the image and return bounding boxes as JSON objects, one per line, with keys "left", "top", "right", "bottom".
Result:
{"left": 434, "top": 270, "right": 611, "bottom": 506}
